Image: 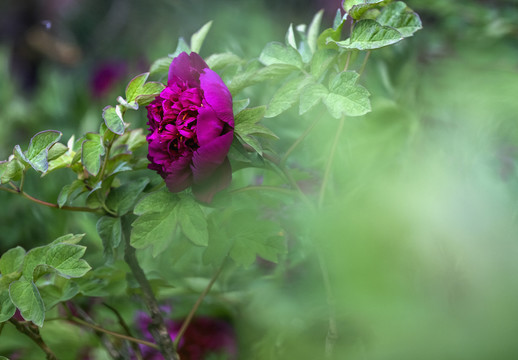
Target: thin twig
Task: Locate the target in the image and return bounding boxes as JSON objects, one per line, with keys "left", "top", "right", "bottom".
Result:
{"left": 229, "top": 185, "right": 294, "bottom": 196}
{"left": 173, "top": 259, "right": 227, "bottom": 349}
{"left": 0, "top": 185, "right": 18, "bottom": 194}
{"left": 281, "top": 117, "right": 320, "bottom": 166}
{"left": 20, "top": 191, "right": 102, "bottom": 213}
{"left": 103, "top": 302, "right": 144, "bottom": 360}
{"left": 359, "top": 51, "right": 371, "bottom": 78}
{"left": 8, "top": 319, "right": 57, "bottom": 360}
{"left": 122, "top": 216, "right": 179, "bottom": 360}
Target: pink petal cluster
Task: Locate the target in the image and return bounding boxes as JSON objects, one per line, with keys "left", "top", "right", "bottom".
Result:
{"left": 146, "top": 52, "right": 234, "bottom": 202}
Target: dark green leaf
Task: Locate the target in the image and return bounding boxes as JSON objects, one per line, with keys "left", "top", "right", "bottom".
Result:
{"left": 106, "top": 178, "right": 149, "bottom": 215}
{"left": 259, "top": 42, "right": 304, "bottom": 69}
{"left": 57, "top": 180, "right": 84, "bottom": 208}
{"left": 38, "top": 279, "right": 79, "bottom": 309}
{"left": 9, "top": 279, "right": 45, "bottom": 327}
{"left": 97, "top": 216, "right": 122, "bottom": 263}
{"left": 191, "top": 21, "right": 213, "bottom": 53}
{"left": 0, "top": 291, "right": 16, "bottom": 322}
{"left": 330, "top": 19, "right": 403, "bottom": 50}
{"left": 323, "top": 71, "right": 371, "bottom": 117}
{"left": 134, "top": 188, "right": 178, "bottom": 216}
{"left": 131, "top": 207, "right": 178, "bottom": 253}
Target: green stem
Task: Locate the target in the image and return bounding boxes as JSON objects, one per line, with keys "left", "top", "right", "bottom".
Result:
{"left": 230, "top": 185, "right": 294, "bottom": 196}
{"left": 121, "top": 217, "right": 179, "bottom": 360}
{"left": 173, "top": 259, "right": 226, "bottom": 350}
{"left": 20, "top": 191, "right": 103, "bottom": 213}
{"left": 67, "top": 316, "right": 158, "bottom": 350}
{"left": 0, "top": 185, "right": 18, "bottom": 194}
{"left": 281, "top": 117, "right": 320, "bottom": 166}
{"left": 318, "top": 116, "right": 345, "bottom": 208}
{"left": 103, "top": 302, "right": 144, "bottom": 359}
{"left": 9, "top": 318, "right": 57, "bottom": 360}
{"left": 359, "top": 50, "right": 371, "bottom": 78}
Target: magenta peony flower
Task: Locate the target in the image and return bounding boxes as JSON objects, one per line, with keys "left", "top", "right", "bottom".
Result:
{"left": 146, "top": 52, "right": 234, "bottom": 202}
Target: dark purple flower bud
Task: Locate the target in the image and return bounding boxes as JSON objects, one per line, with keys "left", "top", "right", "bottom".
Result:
{"left": 146, "top": 52, "right": 234, "bottom": 202}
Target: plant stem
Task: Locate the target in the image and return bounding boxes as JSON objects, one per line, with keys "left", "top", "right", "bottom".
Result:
{"left": 68, "top": 316, "right": 158, "bottom": 350}
{"left": 9, "top": 318, "right": 57, "bottom": 360}
{"left": 103, "top": 302, "right": 144, "bottom": 359}
{"left": 173, "top": 259, "right": 226, "bottom": 350}
{"left": 281, "top": 117, "right": 320, "bottom": 166}
{"left": 318, "top": 116, "right": 345, "bottom": 208}
{"left": 20, "top": 191, "right": 102, "bottom": 213}
{"left": 359, "top": 50, "right": 371, "bottom": 78}
{"left": 0, "top": 185, "right": 18, "bottom": 194}
{"left": 122, "top": 217, "right": 179, "bottom": 360}
{"left": 230, "top": 185, "right": 294, "bottom": 196}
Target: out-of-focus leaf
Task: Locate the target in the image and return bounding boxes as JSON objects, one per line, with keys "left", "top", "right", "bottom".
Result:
{"left": 323, "top": 71, "right": 371, "bottom": 117}
{"left": 265, "top": 76, "right": 312, "bottom": 118}
{"left": 259, "top": 42, "right": 304, "bottom": 69}
{"left": 377, "top": 1, "right": 422, "bottom": 37}
{"left": 97, "top": 216, "right": 122, "bottom": 263}
{"left": 191, "top": 21, "right": 213, "bottom": 53}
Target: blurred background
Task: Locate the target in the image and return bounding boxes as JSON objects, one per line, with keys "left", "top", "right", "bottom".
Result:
{"left": 1, "top": 0, "right": 518, "bottom": 359}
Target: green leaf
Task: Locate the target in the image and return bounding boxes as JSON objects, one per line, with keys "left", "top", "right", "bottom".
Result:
{"left": 25, "top": 130, "right": 62, "bottom": 173}
{"left": 106, "top": 178, "right": 149, "bottom": 215}
{"left": 235, "top": 106, "right": 266, "bottom": 126}
{"left": 38, "top": 279, "right": 79, "bottom": 309}
{"left": 135, "top": 82, "right": 165, "bottom": 106}
{"left": 81, "top": 133, "right": 105, "bottom": 176}
{"left": 134, "top": 188, "right": 178, "bottom": 216}
{"left": 317, "top": 15, "right": 346, "bottom": 50}
{"left": 285, "top": 24, "right": 297, "bottom": 49}
{"left": 344, "top": 0, "right": 391, "bottom": 20}
{"left": 102, "top": 105, "right": 125, "bottom": 135}
{"left": 307, "top": 10, "right": 324, "bottom": 54}
{"left": 206, "top": 52, "right": 243, "bottom": 70}
{"left": 310, "top": 49, "right": 338, "bottom": 79}
{"left": 97, "top": 216, "right": 122, "bottom": 263}
{"left": 150, "top": 57, "right": 173, "bottom": 77}
{"left": 0, "top": 291, "right": 16, "bottom": 322}
{"left": 259, "top": 42, "right": 304, "bottom": 69}
{"left": 0, "top": 247, "right": 25, "bottom": 276}
{"left": 265, "top": 76, "right": 312, "bottom": 118}
{"left": 45, "top": 244, "right": 91, "bottom": 278}
{"left": 323, "top": 71, "right": 371, "bottom": 117}
{"left": 377, "top": 1, "right": 422, "bottom": 37}
{"left": 177, "top": 195, "right": 208, "bottom": 247}
{"left": 125, "top": 73, "right": 149, "bottom": 103}
{"left": 300, "top": 82, "right": 329, "bottom": 115}
{"left": 330, "top": 19, "right": 403, "bottom": 50}
{"left": 47, "top": 142, "right": 68, "bottom": 161}
{"left": 232, "top": 98, "right": 250, "bottom": 115}
{"left": 9, "top": 279, "right": 45, "bottom": 327}
{"left": 131, "top": 207, "right": 178, "bottom": 252}
{"left": 50, "top": 233, "right": 85, "bottom": 246}
{"left": 170, "top": 37, "right": 190, "bottom": 58}
{"left": 57, "top": 180, "right": 84, "bottom": 208}
{"left": 22, "top": 247, "right": 47, "bottom": 281}
{"left": 0, "top": 159, "right": 24, "bottom": 184}
{"left": 191, "top": 21, "right": 213, "bottom": 53}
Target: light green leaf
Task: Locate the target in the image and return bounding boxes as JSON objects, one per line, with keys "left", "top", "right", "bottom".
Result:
{"left": 47, "top": 142, "right": 68, "bottom": 161}
{"left": 265, "top": 76, "right": 312, "bottom": 118}
{"left": 191, "top": 21, "right": 213, "bottom": 53}
{"left": 0, "top": 159, "right": 24, "bottom": 184}
{"left": 134, "top": 188, "right": 178, "bottom": 216}
{"left": 9, "top": 279, "right": 45, "bottom": 327}
{"left": 45, "top": 244, "right": 91, "bottom": 278}
{"left": 307, "top": 10, "right": 324, "bottom": 54}
{"left": 0, "top": 247, "right": 25, "bottom": 276}
{"left": 235, "top": 106, "right": 266, "bottom": 126}
{"left": 317, "top": 14, "right": 346, "bottom": 50}
{"left": 344, "top": 0, "right": 391, "bottom": 19}
{"left": 25, "top": 130, "right": 62, "bottom": 173}
{"left": 206, "top": 52, "right": 242, "bottom": 70}
{"left": 170, "top": 37, "right": 190, "bottom": 58}
{"left": 177, "top": 195, "right": 208, "bottom": 247}
{"left": 131, "top": 208, "right": 177, "bottom": 252}
{"left": 22, "top": 247, "right": 47, "bottom": 281}
{"left": 250, "top": 64, "right": 297, "bottom": 84}
{"left": 150, "top": 57, "right": 173, "bottom": 77}
{"left": 300, "top": 82, "right": 329, "bottom": 115}
{"left": 323, "top": 71, "right": 371, "bottom": 117}
{"left": 135, "top": 82, "right": 165, "bottom": 106}
{"left": 102, "top": 105, "right": 125, "bottom": 136}
{"left": 125, "top": 73, "right": 149, "bottom": 103}
{"left": 232, "top": 98, "right": 250, "bottom": 115}
{"left": 106, "top": 178, "right": 149, "bottom": 215}
{"left": 97, "top": 216, "right": 122, "bottom": 263}
{"left": 330, "top": 19, "right": 403, "bottom": 50}
{"left": 38, "top": 280, "right": 79, "bottom": 310}
{"left": 310, "top": 49, "right": 338, "bottom": 79}
{"left": 0, "top": 291, "right": 16, "bottom": 322}
{"left": 377, "top": 1, "right": 422, "bottom": 37}
{"left": 259, "top": 42, "right": 304, "bottom": 69}
{"left": 81, "top": 133, "right": 105, "bottom": 176}
{"left": 50, "top": 233, "right": 85, "bottom": 246}
{"left": 285, "top": 24, "right": 297, "bottom": 49}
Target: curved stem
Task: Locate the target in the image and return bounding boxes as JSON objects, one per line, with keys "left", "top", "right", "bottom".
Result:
{"left": 20, "top": 191, "right": 102, "bottom": 213}
{"left": 0, "top": 185, "right": 18, "bottom": 194}
{"left": 9, "top": 318, "right": 57, "bottom": 360}
{"left": 281, "top": 117, "right": 320, "bottom": 166}
{"left": 318, "top": 116, "right": 345, "bottom": 208}
{"left": 173, "top": 259, "right": 226, "bottom": 350}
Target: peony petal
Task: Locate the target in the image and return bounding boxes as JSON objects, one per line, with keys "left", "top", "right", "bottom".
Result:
{"left": 168, "top": 52, "right": 208, "bottom": 87}
{"left": 164, "top": 153, "right": 193, "bottom": 192}
{"left": 192, "top": 157, "right": 232, "bottom": 203}
{"left": 191, "top": 131, "right": 233, "bottom": 183}
{"left": 196, "top": 106, "right": 224, "bottom": 146}
{"left": 199, "top": 69, "right": 234, "bottom": 127}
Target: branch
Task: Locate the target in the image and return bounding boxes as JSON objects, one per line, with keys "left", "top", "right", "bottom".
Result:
{"left": 8, "top": 319, "right": 57, "bottom": 360}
